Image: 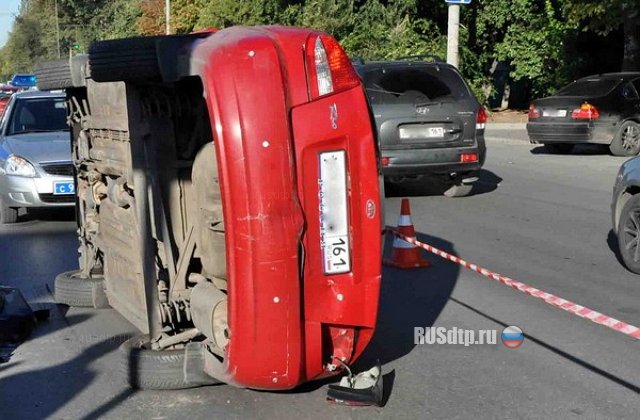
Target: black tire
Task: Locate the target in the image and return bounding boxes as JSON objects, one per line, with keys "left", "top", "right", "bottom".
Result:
{"left": 544, "top": 143, "right": 574, "bottom": 154}
{"left": 120, "top": 334, "right": 193, "bottom": 390}
{"left": 443, "top": 182, "right": 473, "bottom": 198}
{"left": 0, "top": 202, "right": 19, "bottom": 224}
{"left": 609, "top": 121, "right": 640, "bottom": 157}
{"left": 88, "top": 33, "right": 209, "bottom": 83}
{"left": 54, "top": 270, "right": 109, "bottom": 308}
{"left": 89, "top": 36, "right": 162, "bottom": 82}
{"left": 34, "top": 59, "right": 73, "bottom": 90}
{"left": 617, "top": 194, "right": 640, "bottom": 274}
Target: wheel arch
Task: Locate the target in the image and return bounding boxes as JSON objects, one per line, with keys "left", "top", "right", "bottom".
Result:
{"left": 615, "top": 185, "right": 640, "bottom": 231}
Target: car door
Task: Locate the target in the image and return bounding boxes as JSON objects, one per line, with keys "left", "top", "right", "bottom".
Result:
{"left": 0, "top": 94, "right": 14, "bottom": 164}
{"left": 631, "top": 78, "right": 640, "bottom": 118}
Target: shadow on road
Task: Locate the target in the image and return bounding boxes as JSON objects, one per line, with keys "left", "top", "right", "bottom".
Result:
{"left": 606, "top": 229, "right": 626, "bottom": 268}
{"left": 355, "top": 230, "right": 460, "bottom": 370}
{"left": 0, "top": 336, "right": 134, "bottom": 419}
{"left": 451, "top": 297, "right": 640, "bottom": 394}
{"left": 384, "top": 169, "right": 503, "bottom": 198}
{"left": 17, "top": 207, "right": 76, "bottom": 224}
{"left": 529, "top": 144, "right": 611, "bottom": 155}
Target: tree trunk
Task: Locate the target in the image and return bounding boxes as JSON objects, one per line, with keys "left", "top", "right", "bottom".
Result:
{"left": 621, "top": 1, "right": 640, "bottom": 71}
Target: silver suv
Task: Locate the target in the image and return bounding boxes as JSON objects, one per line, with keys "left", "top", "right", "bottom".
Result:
{"left": 356, "top": 58, "right": 487, "bottom": 197}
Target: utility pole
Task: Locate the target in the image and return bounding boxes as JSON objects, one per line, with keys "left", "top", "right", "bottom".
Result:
{"left": 446, "top": 4, "right": 460, "bottom": 69}
{"left": 54, "top": 0, "right": 61, "bottom": 59}
{"left": 165, "top": 0, "right": 171, "bottom": 35}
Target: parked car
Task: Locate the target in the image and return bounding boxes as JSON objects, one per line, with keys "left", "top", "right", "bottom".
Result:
{"left": 355, "top": 57, "right": 487, "bottom": 197}
{"left": 527, "top": 72, "right": 640, "bottom": 156}
{"left": 611, "top": 156, "right": 640, "bottom": 273}
{"left": 36, "top": 26, "right": 383, "bottom": 398}
{"left": 0, "top": 93, "right": 11, "bottom": 117}
{"left": 0, "top": 90, "right": 74, "bottom": 223}
{"left": 0, "top": 86, "right": 19, "bottom": 117}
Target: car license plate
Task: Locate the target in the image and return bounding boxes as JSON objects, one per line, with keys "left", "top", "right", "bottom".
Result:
{"left": 542, "top": 109, "right": 567, "bottom": 117}
{"left": 318, "top": 151, "right": 351, "bottom": 275}
{"left": 53, "top": 181, "right": 75, "bottom": 195}
{"left": 399, "top": 126, "right": 444, "bottom": 139}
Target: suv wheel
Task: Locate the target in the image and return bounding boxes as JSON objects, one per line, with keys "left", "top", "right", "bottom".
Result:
{"left": 443, "top": 182, "right": 473, "bottom": 198}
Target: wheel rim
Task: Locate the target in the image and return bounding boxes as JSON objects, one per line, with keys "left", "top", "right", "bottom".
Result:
{"left": 621, "top": 124, "right": 640, "bottom": 151}
{"left": 623, "top": 208, "right": 640, "bottom": 262}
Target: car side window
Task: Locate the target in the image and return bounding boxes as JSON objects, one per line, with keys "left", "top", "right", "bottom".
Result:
{"left": 0, "top": 95, "right": 13, "bottom": 134}
{"left": 623, "top": 82, "right": 639, "bottom": 99}
{"left": 633, "top": 79, "right": 640, "bottom": 98}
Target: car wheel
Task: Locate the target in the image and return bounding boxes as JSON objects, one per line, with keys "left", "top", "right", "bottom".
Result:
{"left": 609, "top": 121, "right": 640, "bottom": 157}
{"left": 544, "top": 143, "right": 574, "bottom": 154}
{"left": 54, "top": 270, "right": 109, "bottom": 308}
{"left": 0, "top": 203, "right": 19, "bottom": 224}
{"left": 34, "top": 59, "right": 73, "bottom": 90}
{"left": 617, "top": 194, "right": 640, "bottom": 274}
{"left": 88, "top": 33, "right": 209, "bottom": 83}
{"left": 120, "top": 334, "right": 208, "bottom": 390}
{"left": 443, "top": 182, "right": 473, "bottom": 198}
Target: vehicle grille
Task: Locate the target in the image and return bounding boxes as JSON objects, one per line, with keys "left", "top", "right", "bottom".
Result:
{"left": 39, "top": 194, "right": 75, "bottom": 204}
{"left": 41, "top": 163, "right": 74, "bottom": 177}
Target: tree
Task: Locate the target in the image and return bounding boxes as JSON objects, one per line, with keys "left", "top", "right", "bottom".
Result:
{"left": 473, "top": 0, "right": 578, "bottom": 100}
{"left": 564, "top": 0, "right": 640, "bottom": 71}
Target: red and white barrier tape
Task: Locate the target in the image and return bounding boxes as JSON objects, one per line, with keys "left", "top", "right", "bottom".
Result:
{"left": 388, "top": 229, "right": 640, "bottom": 340}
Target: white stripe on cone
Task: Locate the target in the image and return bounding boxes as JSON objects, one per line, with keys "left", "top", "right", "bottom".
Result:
{"left": 398, "top": 215, "right": 412, "bottom": 226}
{"left": 392, "top": 236, "right": 417, "bottom": 249}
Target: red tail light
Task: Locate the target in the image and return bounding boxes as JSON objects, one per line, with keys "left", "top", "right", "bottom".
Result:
{"left": 460, "top": 153, "right": 479, "bottom": 163}
{"left": 305, "top": 34, "right": 360, "bottom": 100}
{"left": 571, "top": 103, "right": 600, "bottom": 120}
{"left": 528, "top": 104, "right": 540, "bottom": 119}
{"left": 476, "top": 106, "right": 487, "bottom": 129}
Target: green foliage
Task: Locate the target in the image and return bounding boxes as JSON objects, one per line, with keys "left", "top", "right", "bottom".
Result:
{"left": 475, "top": 0, "right": 578, "bottom": 98}
{"left": 194, "top": 0, "right": 285, "bottom": 29}
{"left": 0, "top": 0, "right": 636, "bottom": 105}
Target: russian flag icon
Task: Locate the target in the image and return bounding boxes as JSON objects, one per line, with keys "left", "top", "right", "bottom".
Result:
{"left": 501, "top": 326, "right": 524, "bottom": 348}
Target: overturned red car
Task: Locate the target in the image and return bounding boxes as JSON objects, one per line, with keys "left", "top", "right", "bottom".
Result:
{"left": 36, "top": 26, "right": 383, "bottom": 392}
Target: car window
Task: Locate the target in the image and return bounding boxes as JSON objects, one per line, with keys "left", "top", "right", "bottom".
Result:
{"left": 359, "top": 65, "right": 471, "bottom": 105}
{"left": 633, "top": 79, "right": 640, "bottom": 97}
{"left": 556, "top": 79, "right": 620, "bottom": 97}
{"left": 7, "top": 97, "right": 68, "bottom": 135}
{"left": 623, "top": 82, "right": 639, "bottom": 99}
{"left": 0, "top": 95, "right": 13, "bottom": 132}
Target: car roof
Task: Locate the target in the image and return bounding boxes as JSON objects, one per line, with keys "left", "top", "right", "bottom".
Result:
{"left": 356, "top": 60, "right": 455, "bottom": 72}
{"left": 577, "top": 72, "right": 640, "bottom": 82}
{"left": 13, "top": 90, "right": 65, "bottom": 99}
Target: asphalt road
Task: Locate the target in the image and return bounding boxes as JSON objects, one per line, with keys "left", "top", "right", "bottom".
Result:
{"left": 1, "top": 126, "right": 639, "bottom": 419}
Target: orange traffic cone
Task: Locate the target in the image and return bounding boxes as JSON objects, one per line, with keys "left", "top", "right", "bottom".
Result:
{"left": 384, "top": 199, "right": 431, "bottom": 269}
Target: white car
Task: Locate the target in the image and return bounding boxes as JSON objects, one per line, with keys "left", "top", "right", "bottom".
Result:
{"left": 0, "top": 90, "right": 74, "bottom": 223}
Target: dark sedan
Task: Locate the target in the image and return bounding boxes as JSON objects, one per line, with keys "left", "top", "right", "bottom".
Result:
{"left": 527, "top": 72, "right": 640, "bottom": 156}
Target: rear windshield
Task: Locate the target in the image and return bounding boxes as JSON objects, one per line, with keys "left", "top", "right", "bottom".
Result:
{"left": 359, "top": 65, "right": 471, "bottom": 105}
{"left": 556, "top": 79, "right": 620, "bottom": 97}
{"left": 8, "top": 97, "right": 68, "bottom": 135}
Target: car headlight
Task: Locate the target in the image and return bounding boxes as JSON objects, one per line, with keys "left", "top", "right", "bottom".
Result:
{"left": 5, "top": 155, "right": 37, "bottom": 177}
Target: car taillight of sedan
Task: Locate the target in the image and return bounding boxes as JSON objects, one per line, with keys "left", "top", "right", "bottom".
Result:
{"left": 571, "top": 103, "right": 600, "bottom": 120}
{"left": 305, "top": 34, "right": 361, "bottom": 99}
{"left": 528, "top": 104, "right": 540, "bottom": 120}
